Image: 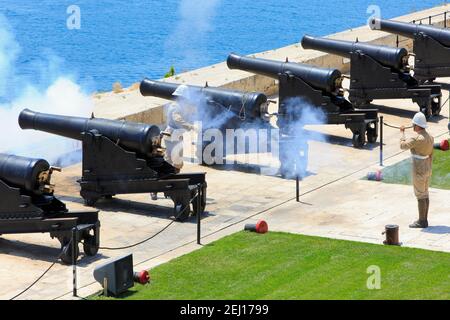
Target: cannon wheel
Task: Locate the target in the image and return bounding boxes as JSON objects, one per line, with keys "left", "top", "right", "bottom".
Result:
{"left": 60, "top": 242, "right": 79, "bottom": 265}
{"left": 83, "top": 197, "right": 99, "bottom": 207}
{"left": 174, "top": 203, "right": 191, "bottom": 222}
{"left": 431, "top": 98, "right": 442, "bottom": 117}
{"left": 83, "top": 234, "right": 99, "bottom": 256}
{"left": 420, "top": 102, "right": 433, "bottom": 120}
{"left": 352, "top": 132, "right": 366, "bottom": 148}
{"left": 80, "top": 190, "right": 101, "bottom": 207}
{"left": 366, "top": 123, "right": 378, "bottom": 144}
{"left": 432, "top": 105, "right": 442, "bottom": 117}
{"left": 192, "top": 183, "right": 207, "bottom": 216}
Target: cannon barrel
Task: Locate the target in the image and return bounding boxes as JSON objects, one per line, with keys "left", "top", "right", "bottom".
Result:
{"left": 301, "top": 35, "right": 408, "bottom": 70}
{"left": 371, "top": 18, "right": 450, "bottom": 47}
{"left": 0, "top": 153, "right": 50, "bottom": 193}
{"left": 18, "top": 109, "right": 161, "bottom": 158}
{"left": 140, "top": 79, "right": 181, "bottom": 100}
{"left": 140, "top": 79, "right": 268, "bottom": 120}
{"left": 227, "top": 53, "right": 341, "bottom": 93}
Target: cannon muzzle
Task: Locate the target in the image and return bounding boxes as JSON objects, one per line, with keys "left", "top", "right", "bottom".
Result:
{"left": 301, "top": 35, "right": 408, "bottom": 70}
{"left": 140, "top": 79, "right": 180, "bottom": 100}
{"left": 227, "top": 53, "right": 342, "bottom": 93}
{"left": 140, "top": 79, "right": 269, "bottom": 120}
{"left": 370, "top": 18, "right": 450, "bottom": 47}
{"left": 0, "top": 153, "right": 53, "bottom": 194}
{"left": 18, "top": 109, "right": 161, "bottom": 158}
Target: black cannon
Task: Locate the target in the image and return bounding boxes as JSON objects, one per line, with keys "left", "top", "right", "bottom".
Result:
{"left": 140, "top": 79, "right": 270, "bottom": 126}
{"left": 301, "top": 35, "right": 442, "bottom": 117}
{"left": 140, "top": 79, "right": 277, "bottom": 166}
{"left": 0, "top": 153, "right": 100, "bottom": 264}
{"left": 18, "top": 109, "right": 207, "bottom": 221}
{"left": 227, "top": 53, "right": 379, "bottom": 148}
{"left": 370, "top": 18, "right": 450, "bottom": 82}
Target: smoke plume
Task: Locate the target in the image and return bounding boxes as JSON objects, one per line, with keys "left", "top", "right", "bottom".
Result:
{"left": 167, "top": 88, "right": 330, "bottom": 177}
{"left": 278, "top": 98, "right": 328, "bottom": 178}
{"left": 0, "top": 15, "right": 20, "bottom": 100}
{"left": 165, "top": 85, "right": 237, "bottom": 164}
{"left": 165, "top": 0, "right": 222, "bottom": 70}
{"left": 0, "top": 15, "right": 93, "bottom": 166}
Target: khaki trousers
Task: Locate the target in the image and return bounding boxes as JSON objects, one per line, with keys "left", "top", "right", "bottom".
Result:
{"left": 412, "top": 158, "right": 432, "bottom": 200}
{"left": 162, "top": 135, "right": 184, "bottom": 170}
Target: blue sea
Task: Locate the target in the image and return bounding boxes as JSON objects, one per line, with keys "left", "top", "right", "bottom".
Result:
{"left": 0, "top": 0, "right": 445, "bottom": 94}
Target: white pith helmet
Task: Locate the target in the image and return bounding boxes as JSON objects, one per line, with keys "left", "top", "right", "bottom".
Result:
{"left": 172, "top": 84, "right": 189, "bottom": 97}
{"left": 412, "top": 112, "right": 428, "bottom": 129}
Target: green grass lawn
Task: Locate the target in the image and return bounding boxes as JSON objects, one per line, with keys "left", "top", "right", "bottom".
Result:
{"left": 93, "top": 232, "right": 450, "bottom": 300}
{"left": 381, "top": 149, "right": 450, "bottom": 190}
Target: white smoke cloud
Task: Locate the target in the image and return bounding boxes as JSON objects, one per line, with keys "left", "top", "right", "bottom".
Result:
{"left": 166, "top": 88, "right": 332, "bottom": 178}
{"left": 0, "top": 15, "right": 93, "bottom": 166}
{"left": 278, "top": 98, "right": 328, "bottom": 179}
{"left": 165, "top": 85, "right": 237, "bottom": 165}
{"left": 0, "top": 15, "right": 20, "bottom": 99}
{"left": 165, "top": 0, "right": 222, "bottom": 69}
{"left": 171, "top": 85, "right": 236, "bottom": 130}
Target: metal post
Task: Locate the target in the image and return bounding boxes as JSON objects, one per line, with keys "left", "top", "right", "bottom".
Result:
{"left": 71, "top": 227, "right": 77, "bottom": 297}
{"left": 396, "top": 35, "right": 399, "bottom": 48}
{"left": 103, "top": 278, "right": 108, "bottom": 297}
{"left": 196, "top": 184, "right": 201, "bottom": 245}
{"left": 429, "top": 16, "right": 432, "bottom": 25}
{"left": 445, "top": 12, "right": 447, "bottom": 28}
{"left": 296, "top": 176, "right": 300, "bottom": 202}
{"left": 379, "top": 116, "right": 384, "bottom": 167}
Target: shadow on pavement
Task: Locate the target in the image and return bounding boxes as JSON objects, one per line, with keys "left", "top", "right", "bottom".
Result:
{"left": 0, "top": 237, "right": 110, "bottom": 264}
{"left": 422, "top": 225, "right": 450, "bottom": 235}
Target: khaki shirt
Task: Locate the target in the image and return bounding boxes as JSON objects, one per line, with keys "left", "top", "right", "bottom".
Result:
{"left": 400, "top": 130, "right": 434, "bottom": 158}
{"left": 400, "top": 130, "right": 434, "bottom": 199}
{"left": 166, "top": 103, "right": 194, "bottom": 131}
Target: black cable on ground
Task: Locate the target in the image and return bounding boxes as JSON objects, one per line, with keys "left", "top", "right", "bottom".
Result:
{"left": 441, "top": 96, "right": 449, "bottom": 108}
{"left": 10, "top": 241, "right": 72, "bottom": 300}
{"left": 99, "top": 219, "right": 176, "bottom": 250}
{"left": 98, "top": 189, "right": 200, "bottom": 251}
{"left": 10, "top": 261, "right": 58, "bottom": 300}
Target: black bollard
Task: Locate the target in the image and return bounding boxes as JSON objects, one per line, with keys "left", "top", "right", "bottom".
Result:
{"left": 382, "top": 224, "right": 400, "bottom": 246}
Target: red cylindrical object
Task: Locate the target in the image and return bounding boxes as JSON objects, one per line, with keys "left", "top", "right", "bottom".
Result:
{"left": 434, "top": 139, "right": 449, "bottom": 151}
{"left": 244, "top": 220, "right": 268, "bottom": 234}
{"left": 367, "top": 170, "right": 383, "bottom": 181}
{"left": 133, "top": 270, "right": 150, "bottom": 284}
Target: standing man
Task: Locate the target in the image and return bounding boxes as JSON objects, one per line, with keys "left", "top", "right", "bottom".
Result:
{"left": 151, "top": 85, "right": 197, "bottom": 201}
{"left": 400, "top": 112, "right": 434, "bottom": 228}
{"left": 162, "top": 84, "right": 197, "bottom": 173}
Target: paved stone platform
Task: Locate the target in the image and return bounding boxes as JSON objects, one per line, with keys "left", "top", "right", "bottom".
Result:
{"left": 1, "top": 86, "right": 448, "bottom": 299}
{"left": 1, "top": 4, "right": 450, "bottom": 299}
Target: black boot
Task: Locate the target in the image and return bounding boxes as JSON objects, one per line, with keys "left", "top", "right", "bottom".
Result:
{"left": 409, "top": 199, "right": 429, "bottom": 228}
